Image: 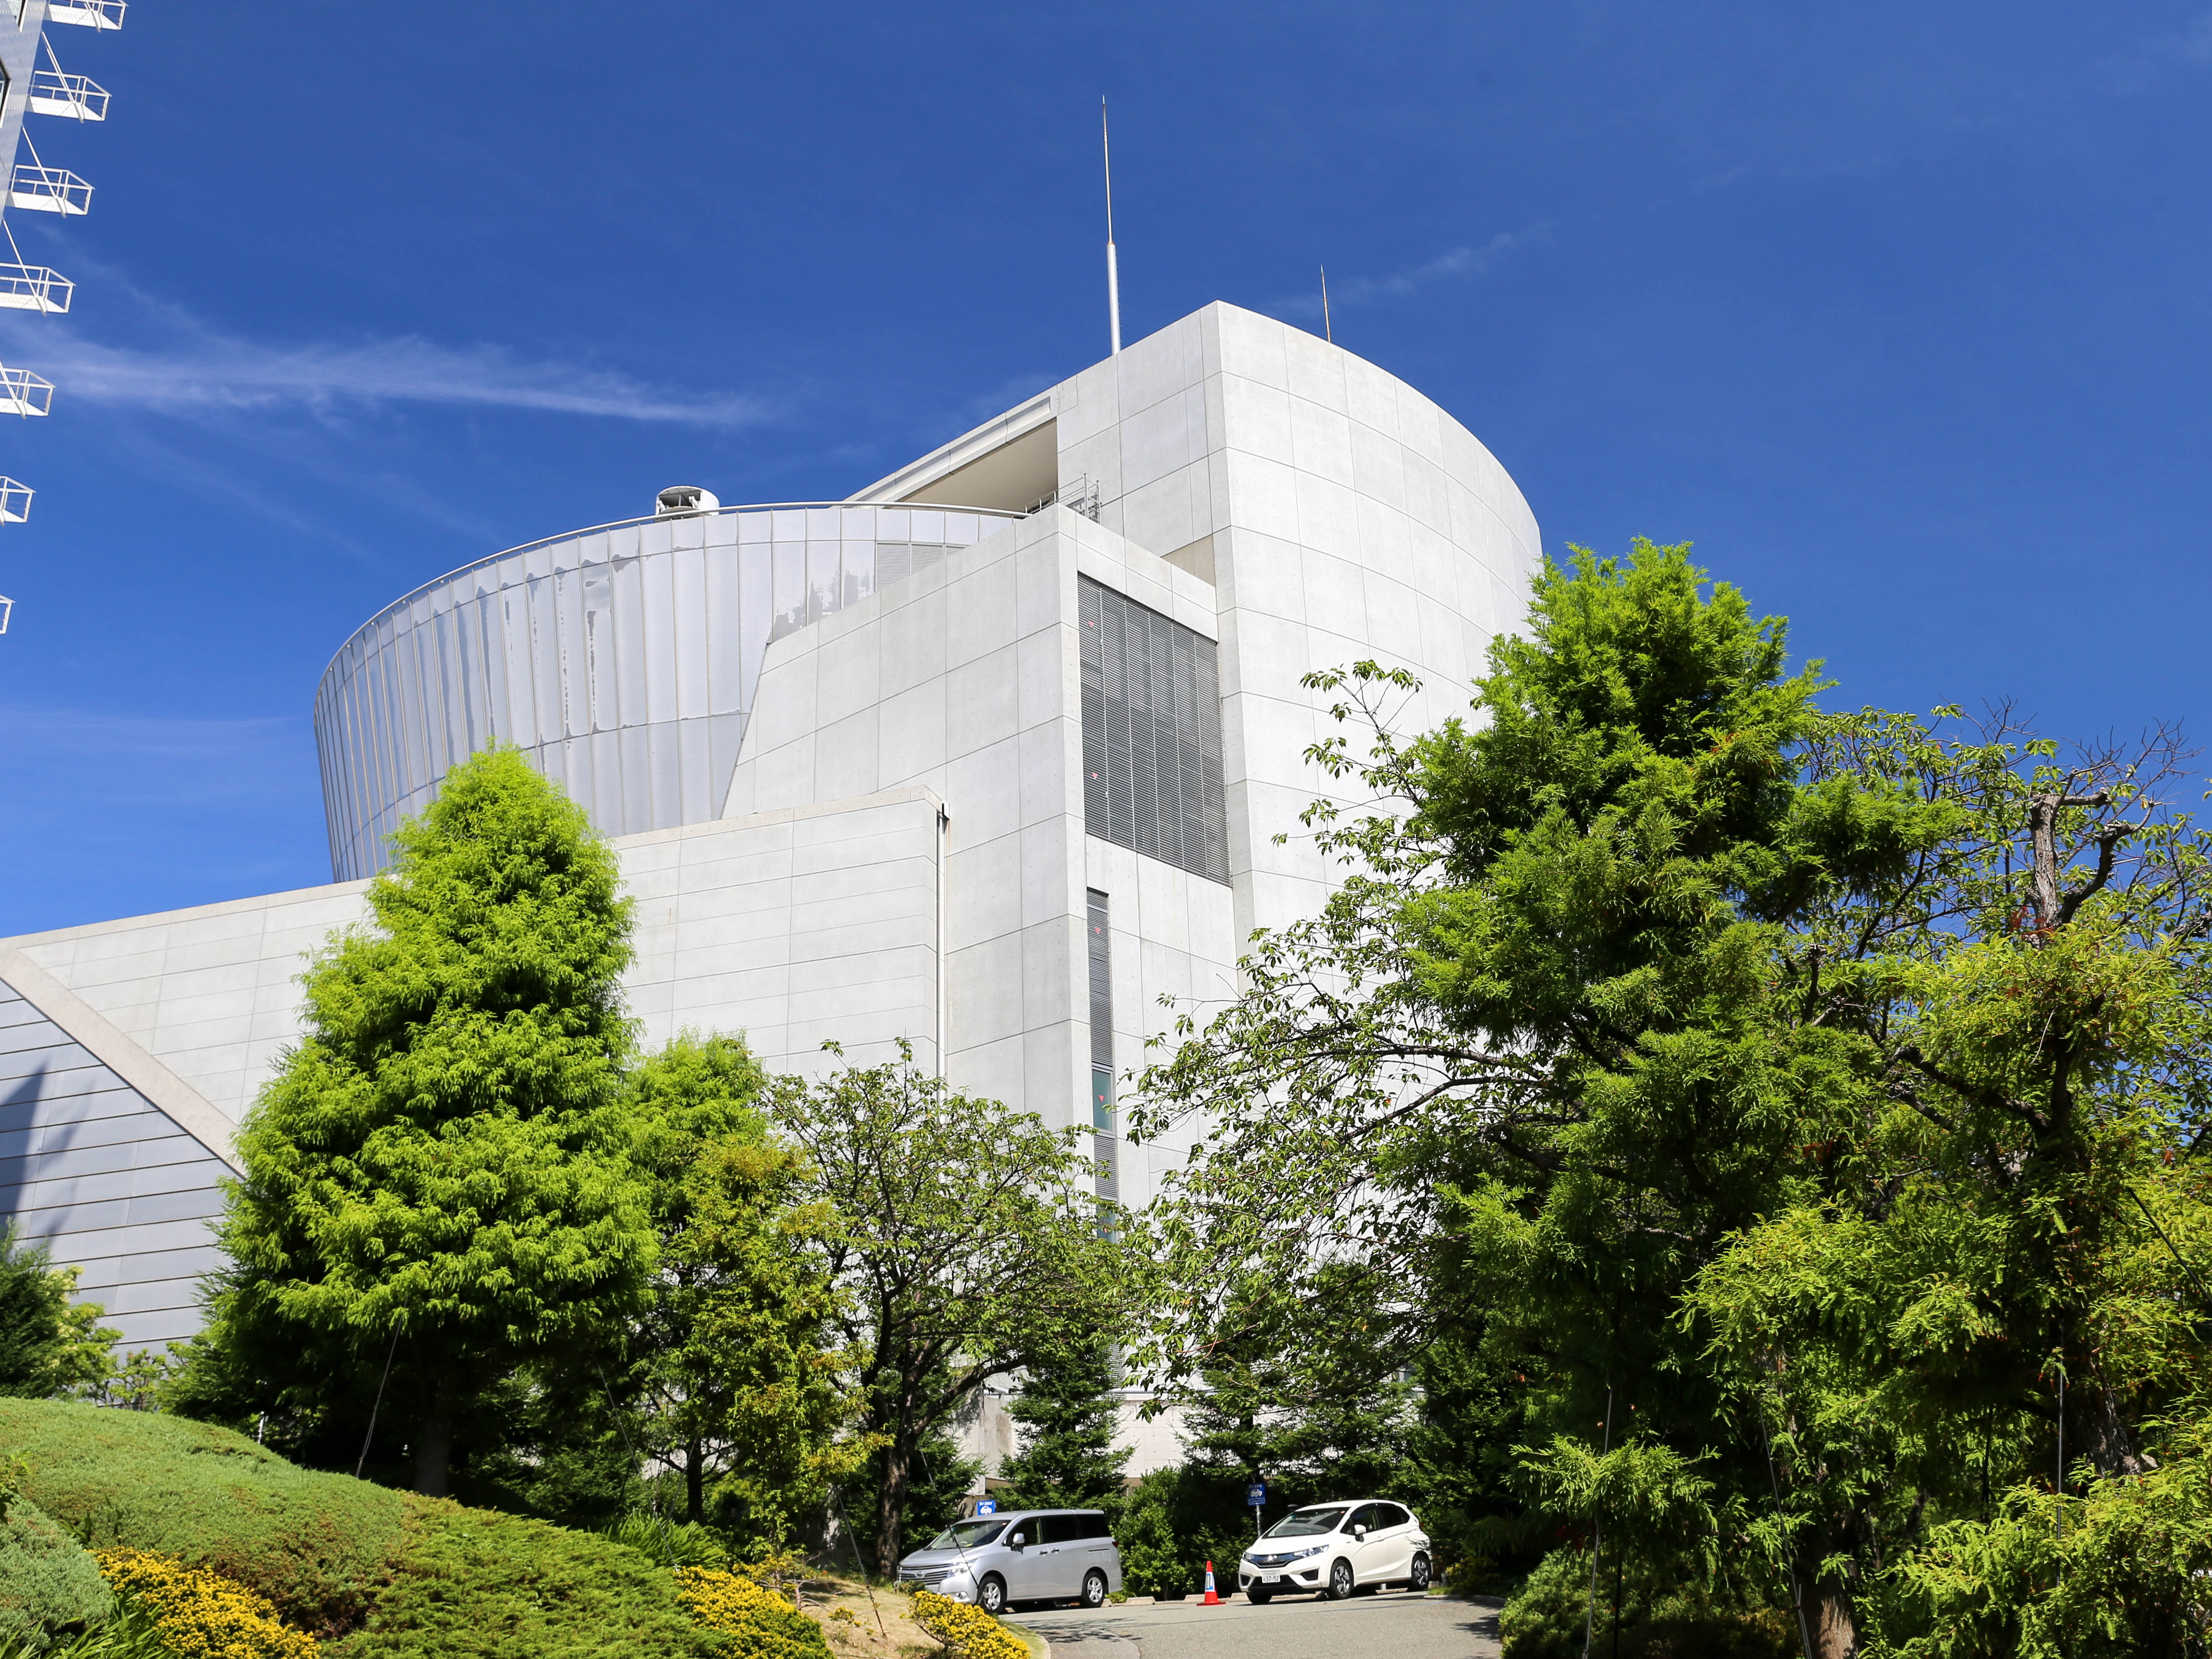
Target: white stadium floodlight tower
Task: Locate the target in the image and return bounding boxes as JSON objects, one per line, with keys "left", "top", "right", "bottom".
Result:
{"left": 0, "top": 0, "right": 126, "bottom": 624}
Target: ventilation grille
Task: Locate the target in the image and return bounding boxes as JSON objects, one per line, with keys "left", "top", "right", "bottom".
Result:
{"left": 1078, "top": 576, "right": 1231, "bottom": 884}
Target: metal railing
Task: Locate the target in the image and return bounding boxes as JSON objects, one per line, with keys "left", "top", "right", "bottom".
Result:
{"left": 29, "top": 68, "right": 107, "bottom": 120}
{"left": 0, "top": 263, "right": 73, "bottom": 313}
{"left": 1025, "top": 473, "right": 1102, "bottom": 521}
{"left": 0, "top": 366, "right": 55, "bottom": 417}
{"left": 9, "top": 165, "right": 90, "bottom": 215}
{"left": 46, "top": 0, "right": 125, "bottom": 29}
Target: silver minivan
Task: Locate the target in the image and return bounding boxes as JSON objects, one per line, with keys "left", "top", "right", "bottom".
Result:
{"left": 897, "top": 1508, "right": 1125, "bottom": 1614}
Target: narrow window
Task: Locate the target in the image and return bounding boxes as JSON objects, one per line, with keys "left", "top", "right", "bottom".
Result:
{"left": 1087, "top": 888, "right": 1117, "bottom": 1209}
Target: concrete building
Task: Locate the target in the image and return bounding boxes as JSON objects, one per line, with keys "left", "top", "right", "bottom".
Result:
{"left": 0, "top": 302, "right": 1543, "bottom": 1470}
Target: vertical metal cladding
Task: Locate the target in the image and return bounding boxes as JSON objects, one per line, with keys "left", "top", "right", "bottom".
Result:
{"left": 314, "top": 504, "right": 1016, "bottom": 881}
{"left": 1077, "top": 575, "right": 1232, "bottom": 883}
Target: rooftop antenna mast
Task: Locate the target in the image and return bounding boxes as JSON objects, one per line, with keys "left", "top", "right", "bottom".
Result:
{"left": 1321, "top": 266, "right": 1332, "bottom": 344}
{"left": 1102, "top": 97, "right": 1121, "bottom": 355}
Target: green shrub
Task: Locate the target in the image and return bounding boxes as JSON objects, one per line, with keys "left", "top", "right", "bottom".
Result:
{"left": 325, "top": 1495, "right": 724, "bottom": 1659}
{"left": 597, "top": 1511, "right": 732, "bottom": 1569}
{"left": 673, "top": 1569, "right": 831, "bottom": 1659}
{"left": 0, "top": 1398, "right": 405, "bottom": 1638}
{"left": 0, "top": 1495, "right": 113, "bottom": 1654}
{"left": 1498, "top": 1546, "right": 1796, "bottom": 1659}
{"left": 0, "top": 1598, "right": 173, "bottom": 1659}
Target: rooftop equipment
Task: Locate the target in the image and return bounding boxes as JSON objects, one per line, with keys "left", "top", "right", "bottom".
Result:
{"left": 655, "top": 485, "right": 719, "bottom": 517}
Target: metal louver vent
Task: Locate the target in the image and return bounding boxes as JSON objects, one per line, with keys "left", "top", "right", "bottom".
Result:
{"left": 1077, "top": 576, "right": 1230, "bottom": 884}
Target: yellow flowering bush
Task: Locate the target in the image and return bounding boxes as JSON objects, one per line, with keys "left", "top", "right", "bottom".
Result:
{"left": 672, "top": 1567, "right": 830, "bottom": 1659}
{"left": 94, "top": 1550, "right": 313, "bottom": 1659}
{"left": 910, "top": 1589, "right": 1027, "bottom": 1659}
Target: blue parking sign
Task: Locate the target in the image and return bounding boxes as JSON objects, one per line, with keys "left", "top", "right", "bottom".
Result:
{"left": 976, "top": 1498, "right": 998, "bottom": 1514}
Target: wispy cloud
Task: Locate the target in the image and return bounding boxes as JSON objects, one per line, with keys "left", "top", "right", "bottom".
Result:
{"left": 0, "top": 329, "right": 764, "bottom": 423}
{"left": 0, "top": 275, "right": 763, "bottom": 425}
{"left": 1282, "top": 221, "right": 1557, "bottom": 318}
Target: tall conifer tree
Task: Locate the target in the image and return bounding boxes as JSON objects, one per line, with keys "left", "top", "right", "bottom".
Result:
{"left": 198, "top": 745, "right": 654, "bottom": 1494}
{"left": 998, "top": 1336, "right": 1131, "bottom": 1510}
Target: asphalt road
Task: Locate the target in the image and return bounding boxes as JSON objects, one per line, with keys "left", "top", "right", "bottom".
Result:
{"left": 1007, "top": 1591, "right": 1503, "bottom": 1659}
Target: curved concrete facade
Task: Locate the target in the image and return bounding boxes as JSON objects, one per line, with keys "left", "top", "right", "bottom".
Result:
{"left": 0, "top": 302, "right": 1542, "bottom": 1362}
{"left": 1042, "top": 303, "right": 1541, "bottom": 938}
{"left": 314, "top": 505, "right": 1021, "bottom": 880}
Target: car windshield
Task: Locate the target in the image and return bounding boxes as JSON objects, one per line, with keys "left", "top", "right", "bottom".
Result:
{"left": 1263, "top": 1506, "right": 1350, "bottom": 1539}
{"left": 925, "top": 1519, "right": 1008, "bottom": 1550}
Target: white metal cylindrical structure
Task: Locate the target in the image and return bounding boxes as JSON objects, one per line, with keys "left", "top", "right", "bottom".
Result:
{"left": 313, "top": 502, "right": 1021, "bottom": 881}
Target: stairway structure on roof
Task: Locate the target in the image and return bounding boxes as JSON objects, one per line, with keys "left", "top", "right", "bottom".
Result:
{"left": 0, "top": 0, "right": 131, "bottom": 630}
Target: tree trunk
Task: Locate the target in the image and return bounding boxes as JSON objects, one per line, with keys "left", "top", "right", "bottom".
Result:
{"left": 685, "top": 1437, "right": 705, "bottom": 1524}
{"left": 1802, "top": 1567, "right": 1857, "bottom": 1659}
{"left": 875, "top": 1437, "right": 910, "bottom": 1580}
{"left": 2070, "top": 1381, "right": 2150, "bottom": 1479}
{"left": 413, "top": 1374, "right": 456, "bottom": 1497}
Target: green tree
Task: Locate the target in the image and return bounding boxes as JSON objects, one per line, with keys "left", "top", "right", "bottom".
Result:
{"left": 1130, "top": 542, "right": 1941, "bottom": 1647}
{"left": 1681, "top": 710, "right": 2212, "bottom": 1656}
{"left": 621, "top": 1031, "right": 861, "bottom": 1543}
{"left": 193, "top": 745, "right": 655, "bottom": 1496}
{"left": 769, "top": 1045, "right": 1126, "bottom": 1576}
{"left": 1131, "top": 541, "right": 2212, "bottom": 1655}
{"left": 0, "top": 1229, "right": 116, "bottom": 1399}
{"left": 997, "top": 1335, "right": 1131, "bottom": 1510}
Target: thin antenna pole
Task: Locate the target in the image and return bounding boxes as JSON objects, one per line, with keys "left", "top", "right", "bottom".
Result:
{"left": 1102, "top": 97, "right": 1121, "bottom": 355}
{"left": 1320, "top": 266, "right": 1332, "bottom": 343}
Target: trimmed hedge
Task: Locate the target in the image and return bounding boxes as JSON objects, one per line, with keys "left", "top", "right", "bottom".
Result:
{"left": 1, "top": 1399, "right": 758, "bottom": 1658}
{"left": 672, "top": 1569, "right": 830, "bottom": 1659}
{"left": 909, "top": 1590, "right": 1026, "bottom": 1659}
{"left": 96, "top": 1550, "right": 315, "bottom": 1659}
{"left": 325, "top": 1497, "right": 724, "bottom": 1659}
{"left": 0, "top": 1496, "right": 113, "bottom": 1653}
{"left": 0, "top": 1399, "right": 405, "bottom": 1638}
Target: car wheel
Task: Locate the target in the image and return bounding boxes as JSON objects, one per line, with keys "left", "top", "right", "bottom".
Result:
{"left": 977, "top": 1574, "right": 1008, "bottom": 1616}
{"left": 1248, "top": 1588, "right": 1273, "bottom": 1605}
{"left": 1410, "top": 1552, "right": 1432, "bottom": 1593}
{"left": 1327, "top": 1558, "right": 1355, "bottom": 1600}
{"left": 1082, "top": 1570, "right": 1108, "bottom": 1609}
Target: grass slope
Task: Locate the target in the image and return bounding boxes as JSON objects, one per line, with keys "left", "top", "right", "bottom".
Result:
{"left": 0, "top": 1400, "right": 404, "bottom": 1637}
{"left": 0, "top": 1400, "right": 732, "bottom": 1657}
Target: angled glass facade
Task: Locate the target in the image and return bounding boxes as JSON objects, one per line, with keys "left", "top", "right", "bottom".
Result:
{"left": 1077, "top": 575, "right": 1232, "bottom": 884}
{"left": 313, "top": 503, "right": 1020, "bottom": 880}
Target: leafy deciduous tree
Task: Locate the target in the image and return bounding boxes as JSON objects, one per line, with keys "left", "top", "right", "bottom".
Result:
{"left": 769, "top": 1045, "right": 1125, "bottom": 1575}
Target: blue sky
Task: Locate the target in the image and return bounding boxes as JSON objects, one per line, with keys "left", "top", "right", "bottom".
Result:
{"left": 2, "top": 1, "right": 2208, "bottom": 935}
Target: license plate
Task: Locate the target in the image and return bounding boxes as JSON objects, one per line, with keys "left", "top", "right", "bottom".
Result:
{"left": 1262, "top": 1574, "right": 1281, "bottom": 1583}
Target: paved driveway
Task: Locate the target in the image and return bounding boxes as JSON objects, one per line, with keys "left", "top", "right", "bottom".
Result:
{"left": 1006, "top": 1591, "right": 1503, "bottom": 1659}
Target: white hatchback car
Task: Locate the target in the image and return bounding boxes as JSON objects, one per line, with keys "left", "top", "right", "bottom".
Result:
{"left": 1237, "top": 1499, "right": 1432, "bottom": 1603}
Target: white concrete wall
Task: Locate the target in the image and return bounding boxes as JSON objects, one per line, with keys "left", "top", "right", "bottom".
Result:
{"left": 0, "top": 792, "right": 949, "bottom": 1344}
{"left": 722, "top": 508, "right": 1237, "bottom": 1198}
{"left": 0, "top": 793, "right": 947, "bottom": 1135}
{"left": 1051, "top": 301, "right": 1543, "bottom": 942}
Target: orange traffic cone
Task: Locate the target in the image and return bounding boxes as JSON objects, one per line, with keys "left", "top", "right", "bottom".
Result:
{"left": 1202, "top": 1561, "right": 1222, "bottom": 1605}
